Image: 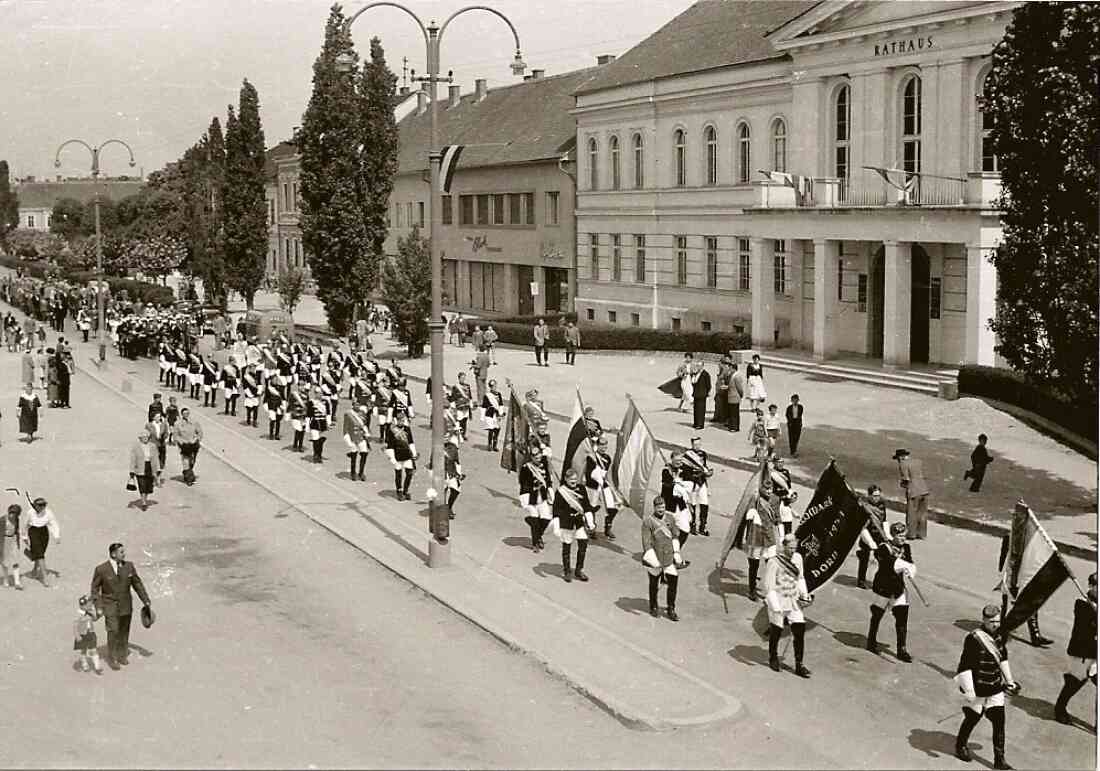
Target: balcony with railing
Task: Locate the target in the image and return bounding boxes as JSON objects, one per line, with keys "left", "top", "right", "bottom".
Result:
{"left": 751, "top": 168, "right": 1001, "bottom": 210}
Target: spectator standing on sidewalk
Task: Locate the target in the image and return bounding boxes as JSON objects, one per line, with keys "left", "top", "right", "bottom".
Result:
{"left": 745, "top": 353, "right": 767, "bottom": 412}
{"left": 728, "top": 363, "right": 745, "bottom": 432}
{"left": 533, "top": 317, "right": 549, "bottom": 366}
{"left": 690, "top": 361, "right": 711, "bottom": 431}
{"left": 471, "top": 325, "right": 484, "bottom": 352}
{"left": 713, "top": 355, "right": 732, "bottom": 425}
{"left": 964, "top": 434, "right": 993, "bottom": 493}
{"left": 893, "top": 448, "right": 929, "bottom": 539}
{"left": 785, "top": 394, "right": 804, "bottom": 456}
{"left": 564, "top": 321, "right": 580, "bottom": 365}
{"left": 473, "top": 345, "right": 491, "bottom": 404}
{"left": 483, "top": 324, "right": 498, "bottom": 364}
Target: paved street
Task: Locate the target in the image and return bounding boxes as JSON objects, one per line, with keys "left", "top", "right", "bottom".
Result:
{"left": 2, "top": 302, "right": 1092, "bottom": 769}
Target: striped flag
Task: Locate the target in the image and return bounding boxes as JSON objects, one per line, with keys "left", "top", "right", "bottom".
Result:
{"left": 1000, "top": 503, "right": 1072, "bottom": 634}
{"left": 439, "top": 145, "right": 465, "bottom": 194}
{"left": 499, "top": 387, "right": 528, "bottom": 473}
{"left": 610, "top": 399, "right": 658, "bottom": 517}
{"left": 717, "top": 463, "right": 764, "bottom": 570}
{"left": 560, "top": 389, "right": 590, "bottom": 481}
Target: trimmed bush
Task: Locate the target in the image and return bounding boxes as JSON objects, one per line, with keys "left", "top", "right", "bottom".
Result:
{"left": 0, "top": 255, "right": 174, "bottom": 306}
{"left": 958, "top": 364, "right": 1096, "bottom": 442}
{"left": 469, "top": 318, "right": 751, "bottom": 355}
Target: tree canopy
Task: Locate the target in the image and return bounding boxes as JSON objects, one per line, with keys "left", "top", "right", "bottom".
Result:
{"left": 381, "top": 227, "right": 433, "bottom": 357}
{"left": 222, "top": 80, "right": 269, "bottom": 309}
{"left": 982, "top": 2, "right": 1099, "bottom": 403}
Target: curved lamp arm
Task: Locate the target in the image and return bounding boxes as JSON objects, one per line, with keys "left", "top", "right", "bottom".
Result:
{"left": 97, "top": 139, "right": 138, "bottom": 168}
{"left": 439, "top": 5, "right": 524, "bottom": 73}
{"left": 347, "top": 1, "right": 430, "bottom": 46}
{"left": 53, "top": 139, "right": 96, "bottom": 169}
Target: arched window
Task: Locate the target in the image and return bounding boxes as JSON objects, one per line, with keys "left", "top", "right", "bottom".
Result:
{"left": 632, "top": 133, "right": 644, "bottom": 188}
{"left": 674, "top": 129, "right": 686, "bottom": 187}
{"left": 771, "top": 119, "right": 787, "bottom": 173}
{"left": 609, "top": 135, "right": 621, "bottom": 190}
{"left": 588, "top": 137, "right": 599, "bottom": 190}
{"left": 736, "top": 122, "right": 751, "bottom": 184}
{"left": 978, "top": 73, "right": 998, "bottom": 172}
{"left": 901, "top": 75, "right": 922, "bottom": 176}
{"left": 834, "top": 85, "right": 850, "bottom": 197}
{"left": 704, "top": 125, "right": 718, "bottom": 185}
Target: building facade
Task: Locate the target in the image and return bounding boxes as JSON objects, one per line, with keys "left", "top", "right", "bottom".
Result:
{"left": 384, "top": 69, "right": 595, "bottom": 317}
{"left": 573, "top": 0, "right": 1015, "bottom": 367}
{"left": 271, "top": 152, "right": 308, "bottom": 280}
{"left": 14, "top": 178, "right": 145, "bottom": 232}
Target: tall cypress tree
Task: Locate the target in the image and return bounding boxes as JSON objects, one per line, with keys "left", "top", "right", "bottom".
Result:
{"left": 983, "top": 2, "right": 1099, "bottom": 403}
{"left": 358, "top": 37, "right": 400, "bottom": 313}
{"left": 222, "top": 79, "right": 269, "bottom": 310}
{"left": 298, "top": 4, "right": 370, "bottom": 335}
{"left": 0, "top": 160, "right": 19, "bottom": 245}
{"left": 197, "top": 117, "right": 228, "bottom": 308}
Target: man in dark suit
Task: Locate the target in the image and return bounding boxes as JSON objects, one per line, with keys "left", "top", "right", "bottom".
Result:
{"left": 690, "top": 362, "right": 711, "bottom": 430}
{"left": 90, "top": 543, "right": 151, "bottom": 669}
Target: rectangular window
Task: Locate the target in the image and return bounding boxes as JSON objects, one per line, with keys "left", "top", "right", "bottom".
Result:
{"left": 586, "top": 308, "right": 595, "bottom": 321}
{"left": 492, "top": 194, "right": 505, "bottom": 225}
{"left": 634, "top": 235, "right": 646, "bottom": 283}
{"left": 589, "top": 233, "right": 599, "bottom": 280}
{"left": 608, "top": 310, "right": 617, "bottom": 324}
{"left": 631, "top": 313, "right": 640, "bottom": 327}
{"left": 546, "top": 191, "right": 559, "bottom": 225}
{"left": 930, "top": 277, "right": 942, "bottom": 319}
{"left": 837, "top": 259, "right": 844, "bottom": 301}
{"left": 395, "top": 204, "right": 403, "bottom": 228}
{"left": 675, "top": 236, "right": 688, "bottom": 286}
{"left": 509, "top": 193, "right": 521, "bottom": 224}
{"left": 460, "top": 195, "right": 474, "bottom": 225}
{"left": 269, "top": 200, "right": 276, "bottom": 224}
{"left": 406, "top": 202, "right": 414, "bottom": 229}
{"left": 857, "top": 273, "right": 868, "bottom": 313}
{"left": 476, "top": 194, "right": 489, "bottom": 225}
{"left": 283, "top": 183, "right": 290, "bottom": 210}
{"left": 671, "top": 317, "right": 681, "bottom": 332}
{"left": 705, "top": 236, "right": 718, "bottom": 289}
{"left": 524, "top": 192, "right": 535, "bottom": 225}
{"left": 611, "top": 234, "right": 622, "bottom": 281}
{"left": 418, "top": 201, "right": 425, "bottom": 228}
{"left": 738, "top": 238, "right": 751, "bottom": 291}
{"left": 26, "top": 215, "right": 35, "bottom": 228}
{"left": 441, "top": 194, "right": 453, "bottom": 225}
{"left": 701, "top": 321, "right": 712, "bottom": 332}
{"left": 291, "top": 182, "right": 298, "bottom": 211}
{"left": 294, "top": 240, "right": 301, "bottom": 267}
{"left": 773, "top": 239, "right": 787, "bottom": 295}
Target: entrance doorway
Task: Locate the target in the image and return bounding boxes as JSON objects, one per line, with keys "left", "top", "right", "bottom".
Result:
{"left": 544, "top": 267, "right": 569, "bottom": 313}
{"left": 517, "top": 265, "right": 535, "bottom": 316}
{"left": 868, "top": 243, "right": 931, "bottom": 363}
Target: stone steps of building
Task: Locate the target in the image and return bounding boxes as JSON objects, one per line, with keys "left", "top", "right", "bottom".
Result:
{"left": 757, "top": 353, "right": 944, "bottom": 395}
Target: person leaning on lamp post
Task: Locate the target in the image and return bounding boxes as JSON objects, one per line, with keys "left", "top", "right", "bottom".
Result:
{"left": 764, "top": 532, "right": 813, "bottom": 678}
{"left": 641, "top": 496, "right": 684, "bottom": 621}
{"left": 953, "top": 603, "right": 1020, "bottom": 769}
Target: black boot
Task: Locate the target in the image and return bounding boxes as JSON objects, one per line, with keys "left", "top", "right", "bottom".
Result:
{"left": 394, "top": 470, "right": 403, "bottom": 499}
{"left": 1054, "top": 673, "right": 1085, "bottom": 724}
{"left": 867, "top": 604, "right": 885, "bottom": 654}
{"left": 989, "top": 706, "right": 1010, "bottom": 769}
{"left": 574, "top": 540, "right": 589, "bottom": 582}
{"left": 312, "top": 439, "right": 323, "bottom": 463}
{"left": 526, "top": 516, "right": 541, "bottom": 551}
{"left": 747, "top": 558, "right": 760, "bottom": 601}
{"left": 698, "top": 505, "right": 710, "bottom": 536}
{"left": 402, "top": 469, "right": 413, "bottom": 499}
{"left": 792, "top": 622, "right": 810, "bottom": 677}
{"left": 690, "top": 512, "right": 697, "bottom": 536}
{"left": 1027, "top": 615, "right": 1053, "bottom": 647}
{"left": 269, "top": 420, "right": 276, "bottom": 439}
{"left": 348, "top": 453, "right": 357, "bottom": 477}
{"left": 535, "top": 518, "right": 549, "bottom": 550}
{"left": 648, "top": 573, "right": 660, "bottom": 617}
{"left": 294, "top": 430, "right": 305, "bottom": 451}
{"left": 562, "top": 543, "right": 573, "bottom": 583}
{"left": 768, "top": 624, "right": 782, "bottom": 671}
{"left": 446, "top": 489, "right": 459, "bottom": 519}
{"left": 856, "top": 548, "right": 869, "bottom": 589}
{"left": 357, "top": 453, "right": 367, "bottom": 481}
{"left": 666, "top": 574, "right": 679, "bottom": 621}
{"left": 603, "top": 510, "right": 617, "bottom": 540}
{"left": 893, "top": 606, "right": 912, "bottom": 662}
{"left": 955, "top": 707, "right": 981, "bottom": 762}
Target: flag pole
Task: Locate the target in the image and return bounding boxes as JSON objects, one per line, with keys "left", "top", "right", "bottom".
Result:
{"left": 625, "top": 393, "right": 670, "bottom": 467}
{"left": 575, "top": 386, "right": 627, "bottom": 507}
{"left": 1026, "top": 505, "right": 1090, "bottom": 602}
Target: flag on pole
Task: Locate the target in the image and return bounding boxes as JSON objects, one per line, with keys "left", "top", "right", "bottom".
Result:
{"left": 610, "top": 399, "right": 658, "bottom": 517}
{"left": 560, "top": 389, "right": 590, "bottom": 480}
{"left": 499, "top": 388, "right": 528, "bottom": 473}
{"left": 1000, "top": 504, "right": 1072, "bottom": 634}
{"left": 717, "top": 463, "right": 764, "bottom": 570}
{"left": 794, "top": 461, "right": 870, "bottom": 592}
{"left": 440, "top": 145, "right": 465, "bottom": 194}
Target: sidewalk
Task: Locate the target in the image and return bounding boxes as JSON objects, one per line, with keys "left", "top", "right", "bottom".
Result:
{"left": 370, "top": 335, "right": 1097, "bottom": 560}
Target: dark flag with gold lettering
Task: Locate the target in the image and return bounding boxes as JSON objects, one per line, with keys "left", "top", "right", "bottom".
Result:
{"left": 795, "top": 461, "right": 870, "bottom": 592}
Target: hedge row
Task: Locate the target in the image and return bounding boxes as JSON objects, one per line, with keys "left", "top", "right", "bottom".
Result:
{"left": 468, "top": 318, "right": 751, "bottom": 355}
{"left": 0, "top": 256, "right": 175, "bottom": 306}
{"left": 958, "top": 364, "right": 1096, "bottom": 442}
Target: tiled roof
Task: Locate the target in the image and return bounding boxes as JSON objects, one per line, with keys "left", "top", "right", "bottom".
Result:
{"left": 396, "top": 67, "right": 604, "bottom": 174}
{"left": 575, "top": 0, "right": 822, "bottom": 96}
{"left": 14, "top": 179, "right": 145, "bottom": 210}
{"left": 265, "top": 140, "right": 298, "bottom": 179}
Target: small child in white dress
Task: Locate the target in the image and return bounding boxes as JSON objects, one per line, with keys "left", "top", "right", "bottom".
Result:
{"left": 73, "top": 595, "right": 103, "bottom": 674}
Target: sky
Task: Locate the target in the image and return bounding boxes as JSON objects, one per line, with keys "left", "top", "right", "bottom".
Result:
{"left": 0, "top": 0, "right": 690, "bottom": 181}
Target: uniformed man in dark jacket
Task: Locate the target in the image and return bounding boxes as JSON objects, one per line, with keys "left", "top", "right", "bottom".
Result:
{"left": 866, "top": 522, "right": 915, "bottom": 662}
{"left": 1054, "top": 571, "right": 1097, "bottom": 725}
{"left": 954, "top": 603, "right": 1019, "bottom": 769}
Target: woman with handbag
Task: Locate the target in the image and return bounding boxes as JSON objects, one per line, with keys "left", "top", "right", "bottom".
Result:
{"left": 128, "top": 430, "right": 161, "bottom": 511}
{"left": 23, "top": 497, "right": 59, "bottom": 587}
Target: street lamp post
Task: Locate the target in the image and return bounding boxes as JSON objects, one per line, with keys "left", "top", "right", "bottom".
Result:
{"left": 345, "top": 2, "right": 525, "bottom": 567}
{"left": 54, "top": 139, "right": 137, "bottom": 363}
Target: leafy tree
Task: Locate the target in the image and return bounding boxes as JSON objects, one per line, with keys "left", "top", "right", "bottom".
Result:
{"left": 277, "top": 266, "right": 307, "bottom": 315}
{"left": 79, "top": 234, "right": 127, "bottom": 276}
{"left": 222, "top": 79, "right": 270, "bottom": 310}
{"left": 982, "top": 2, "right": 1099, "bottom": 403}
{"left": 190, "top": 118, "right": 228, "bottom": 308}
{"left": 7, "top": 228, "right": 65, "bottom": 261}
{"left": 298, "top": 5, "right": 370, "bottom": 336}
{"left": 50, "top": 196, "right": 89, "bottom": 240}
{"left": 121, "top": 235, "right": 187, "bottom": 283}
{"left": 357, "top": 36, "right": 400, "bottom": 314}
{"left": 381, "top": 227, "right": 432, "bottom": 357}
{"left": 0, "top": 161, "right": 18, "bottom": 243}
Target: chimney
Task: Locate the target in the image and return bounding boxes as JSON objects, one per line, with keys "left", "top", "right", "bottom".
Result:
{"left": 474, "top": 78, "right": 488, "bottom": 102}
{"left": 531, "top": 69, "right": 545, "bottom": 80}
{"left": 597, "top": 54, "right": 616, "bottom": 65}
{"left": 448, "top": 84, "right": 461, "bottom": 108}
{"left": 416, "top": 84, "right": 429, "bottom": 115}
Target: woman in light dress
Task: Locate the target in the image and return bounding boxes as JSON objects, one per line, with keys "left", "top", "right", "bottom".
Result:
{"left": 745, "top": 353, "right": 767, "bottom": 411}
{"left": 676, "top": 353, "right": 694, "bottom": 412}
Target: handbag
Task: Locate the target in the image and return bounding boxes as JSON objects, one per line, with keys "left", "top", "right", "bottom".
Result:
{"left": 126, "top": 474, "right": 137, "bottom": 492}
